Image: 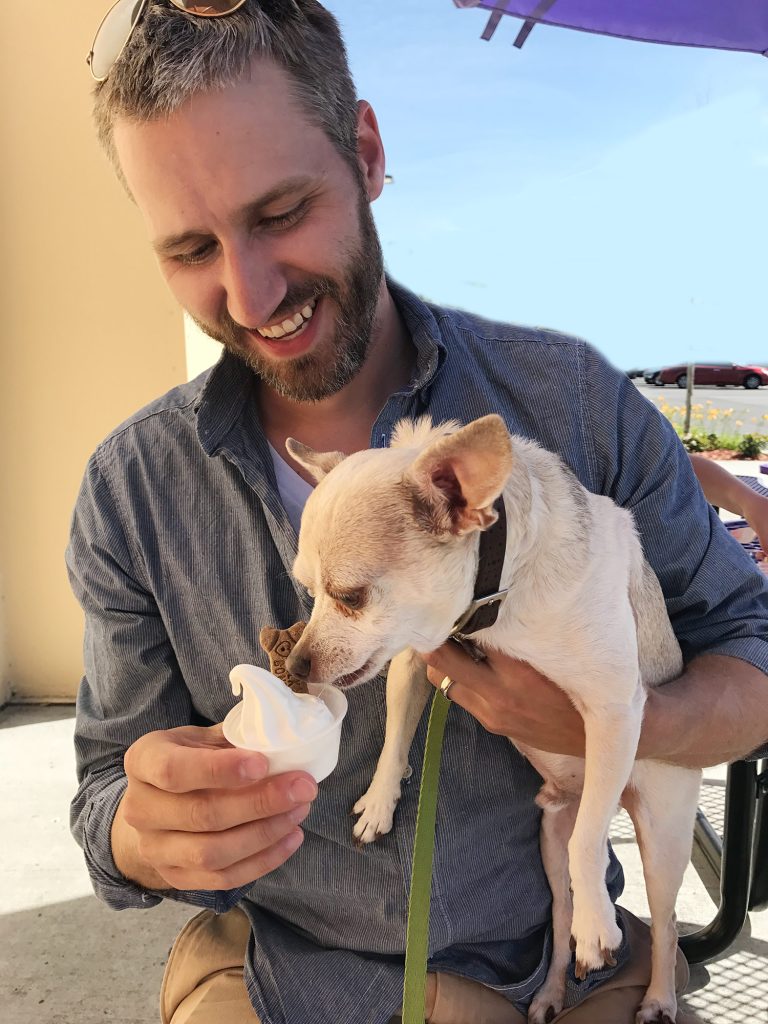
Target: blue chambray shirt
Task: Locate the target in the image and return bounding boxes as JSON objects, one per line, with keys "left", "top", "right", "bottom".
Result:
{"left": 68, "top": 281, "right": 768, "bottom": 1024}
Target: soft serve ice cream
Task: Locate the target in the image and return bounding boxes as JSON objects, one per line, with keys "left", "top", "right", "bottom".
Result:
{"left": 223, "top": 664, "right": 347, "bottom": 782}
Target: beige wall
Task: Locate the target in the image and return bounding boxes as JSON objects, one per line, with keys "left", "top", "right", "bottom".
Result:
{"left": 0, "top": 4, "right": 189, "bottom": 702}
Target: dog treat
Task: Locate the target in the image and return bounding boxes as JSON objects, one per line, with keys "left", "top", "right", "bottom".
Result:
{"left": 223, "top": 663, "right": 348, "bottom": 782}
{"left": 259, "top": 621, "right": 309, "bottom": 693}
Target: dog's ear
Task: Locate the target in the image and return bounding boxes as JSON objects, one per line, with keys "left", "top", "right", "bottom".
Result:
{"left": 406, "top": 415, "right": 512, "bottom": 535}
{"left": 286, "top": 438, "right": 347, "bottom": 483}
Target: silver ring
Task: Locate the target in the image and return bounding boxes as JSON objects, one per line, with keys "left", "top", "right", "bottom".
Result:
{"left": 439, "top": 676, "right": 455, "bottom": 701}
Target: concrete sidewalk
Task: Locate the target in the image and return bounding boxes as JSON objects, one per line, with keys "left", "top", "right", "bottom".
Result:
{"left": 2, "top": 702, "right": 767, "bottom": 1024}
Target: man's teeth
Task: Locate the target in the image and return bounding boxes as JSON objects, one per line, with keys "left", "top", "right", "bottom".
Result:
{"left": 258, "top": 300, "right": 316, "bottom": 340}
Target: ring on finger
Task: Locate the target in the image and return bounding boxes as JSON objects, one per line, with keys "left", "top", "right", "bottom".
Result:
{"left": 439, "top": 676, "right": 455, "bottom": 701}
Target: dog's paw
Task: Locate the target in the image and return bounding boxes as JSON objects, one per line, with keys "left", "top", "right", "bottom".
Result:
{"left": 573, "top": 917, "right": 622, "bottom": 978}
{"left": 635, "top": 998, "right": 677, "bottom": 1024}
{"left": 351, "top": 785, "right": 400, "bottom": 844}
{"left": 528, "top": 983, "right": 565, "bottom": 1023}
{"left": 570, "top": 903, "right": 622, "bottom": 980}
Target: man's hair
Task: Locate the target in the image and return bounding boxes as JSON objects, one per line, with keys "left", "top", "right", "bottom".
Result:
{"left": 93, "top": 0, "right": 360, "bottom": 185}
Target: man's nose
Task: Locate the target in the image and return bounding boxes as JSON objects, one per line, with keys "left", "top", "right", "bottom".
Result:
{"left": 221, "top": 242, "right": 285, "bottom": 330}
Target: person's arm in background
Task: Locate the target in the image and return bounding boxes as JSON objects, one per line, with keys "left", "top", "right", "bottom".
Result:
{"left": 690, "top": 453, "right": 768, "bottom": 554}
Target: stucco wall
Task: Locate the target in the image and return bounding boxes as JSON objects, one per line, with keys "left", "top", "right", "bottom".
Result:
{"left": 0, "top": 3, "right": 189, "bottom": 701}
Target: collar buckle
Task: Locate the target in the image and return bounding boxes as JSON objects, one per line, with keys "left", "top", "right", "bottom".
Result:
{"left": 450, "top": 587, "right": 510, "bottom": 637}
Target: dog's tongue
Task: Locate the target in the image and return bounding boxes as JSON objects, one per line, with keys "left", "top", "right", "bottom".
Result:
{"left": 226, "top": 664, "right": 333, "bottom": 749}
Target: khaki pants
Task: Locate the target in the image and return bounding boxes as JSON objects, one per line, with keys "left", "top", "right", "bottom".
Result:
{"left": 160, "top": 907, "right": 699, "bottom": 1024}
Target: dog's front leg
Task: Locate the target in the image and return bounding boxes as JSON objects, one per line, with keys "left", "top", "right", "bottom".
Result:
{"left": 568, "top": 696, "right": 644, "bottom": 978}
{"left": 352, "top": 648, "right": 432, "bottom": 844}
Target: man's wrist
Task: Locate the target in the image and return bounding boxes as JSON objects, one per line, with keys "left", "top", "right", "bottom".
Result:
{"left": 111, "top": 795, "right": 170, "bottom": 891}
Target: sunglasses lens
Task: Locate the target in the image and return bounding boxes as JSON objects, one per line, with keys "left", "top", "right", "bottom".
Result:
{"left": 89, "top": 0, "right": 147, "bottom": 81}
{"left": 171, "top": 1, "right": 246, "bottom": 13}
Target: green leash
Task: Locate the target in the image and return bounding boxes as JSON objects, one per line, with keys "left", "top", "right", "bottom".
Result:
{"left": 401, "top": 689, "right": 451, "bottom": 1024}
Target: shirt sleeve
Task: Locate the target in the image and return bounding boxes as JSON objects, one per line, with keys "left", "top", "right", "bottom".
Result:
{"left": 67, "top": 450, "right": 243, "bottom": 913}
{"left": 581, "top": 344, "right": 768, "bottom": 681}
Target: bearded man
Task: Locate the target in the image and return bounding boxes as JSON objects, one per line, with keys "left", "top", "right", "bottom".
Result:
{"left": 69, "top": 4, "right": 768, "bottom": 1023}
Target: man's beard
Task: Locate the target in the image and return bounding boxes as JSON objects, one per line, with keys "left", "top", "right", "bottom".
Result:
{"left": 190, "top": 192, "right": 384, "bottom": 403}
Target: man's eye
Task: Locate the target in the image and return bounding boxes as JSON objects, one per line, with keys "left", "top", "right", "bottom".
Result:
{"left": 174, "top": 242, "right": 216, "bottom": 266}
{"left": 261, "top": 201, "right": 308, "bottom": 232}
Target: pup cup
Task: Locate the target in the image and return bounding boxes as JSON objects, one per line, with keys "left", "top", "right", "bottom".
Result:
{"left": 223, "top": 664, "right": 348, "bottom": 782}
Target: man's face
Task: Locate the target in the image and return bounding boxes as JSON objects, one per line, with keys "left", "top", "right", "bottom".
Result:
{"left": 114, "top": 61, "right": 384, "bottom": 402}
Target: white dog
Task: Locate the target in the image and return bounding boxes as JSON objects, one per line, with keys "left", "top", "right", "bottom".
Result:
{"left": 285, "top": 414, "right": 701, "bottom": 1024}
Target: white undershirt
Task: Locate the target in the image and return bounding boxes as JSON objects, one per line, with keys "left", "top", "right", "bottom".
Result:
{"left": 268, "top": 443, "right": 314, "bottom": 534}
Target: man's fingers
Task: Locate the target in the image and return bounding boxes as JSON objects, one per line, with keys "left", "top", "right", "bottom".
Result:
{"left": 122, "top": 772, "right": 318, "bottom": 833}
{"left": 422, "top": 642, "right": 498, "bottom": 697}
{"left": 158, "top": 827, "right": 306, "bottom": 891}
{"left": 140, "top": 803, "right": 311, "bottom": 875}
{"left": 125, "top": 728, "right": 270, "bottom": 793}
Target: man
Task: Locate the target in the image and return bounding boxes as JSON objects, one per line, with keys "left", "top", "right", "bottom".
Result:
{"left": 69, "top": 3, "right": 768, "bottom": 1023}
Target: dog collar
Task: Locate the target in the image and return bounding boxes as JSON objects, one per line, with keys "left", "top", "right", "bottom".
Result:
{"left": 449, "top": 495, "right": 509, "bottom": 657}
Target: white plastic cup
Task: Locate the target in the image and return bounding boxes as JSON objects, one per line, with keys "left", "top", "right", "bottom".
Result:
{"left": 223, "top": 683, "right": 348, "bottom": 782}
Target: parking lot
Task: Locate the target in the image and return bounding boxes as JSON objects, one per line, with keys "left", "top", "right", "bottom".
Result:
{"left": 634, "top": 380, "right": 768, "bottom": 438}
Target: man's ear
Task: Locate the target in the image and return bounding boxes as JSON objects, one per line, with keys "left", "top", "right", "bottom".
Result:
{"left": 286, "top": 438, "right": 347, "bottom": 483}
{"left": 405, "top": 415, "right": 513, "bottom": 536}
{"left": 355, "top": 100, "right": 387, "bottom": 202}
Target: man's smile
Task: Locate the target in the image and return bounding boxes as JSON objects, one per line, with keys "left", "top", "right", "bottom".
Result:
{"left": 257, "top": 297, "right": 317, "bottom": 340}
{"left": 244, "top": 295, "right": 326, "bottom": 361}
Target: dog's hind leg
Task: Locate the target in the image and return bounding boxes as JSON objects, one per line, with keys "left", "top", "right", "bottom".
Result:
{"left": 623, "top": 762, "right": 701, "bottom": 1024}
{"left": 568, "top": 694, "right": 644, "bottom": 978}
{"left": 352, "top": 648, "right": 432, "bottom": 844}
{"left": 528, "top": 792, "right": 579, "bottom": 1024}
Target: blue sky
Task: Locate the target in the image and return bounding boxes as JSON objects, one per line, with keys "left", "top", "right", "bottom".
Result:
{"left": 325, "top": 1, "right": 767, "bottom": 371}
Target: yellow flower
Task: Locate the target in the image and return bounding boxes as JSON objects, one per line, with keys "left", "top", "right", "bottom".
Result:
{"left": 722, "top": 409, "right": 733, "bottom": 418}
{"left": 707, "top": 409, "right": 719, "bottom": 420}
{"left": 736, "top": 420, "right": 743, "bottom": 427}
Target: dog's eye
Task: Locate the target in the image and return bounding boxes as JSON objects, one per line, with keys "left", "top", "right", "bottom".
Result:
{"left": 337, "top": 592, "right": 363, "bottom": 610}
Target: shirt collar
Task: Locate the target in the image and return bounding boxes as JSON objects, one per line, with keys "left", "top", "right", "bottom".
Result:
{"left": 385, "top": 277, "right": 447, "bottom": 393}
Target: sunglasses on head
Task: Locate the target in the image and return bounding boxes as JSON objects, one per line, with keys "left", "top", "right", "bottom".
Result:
{"left": 87, "top": 0, "right": 249, "bottom": 82}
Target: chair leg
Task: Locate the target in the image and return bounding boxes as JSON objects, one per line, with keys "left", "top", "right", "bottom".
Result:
{"left": 679, "top": 761, "right": 757, "bottom": 964}
{"left": 748, "top": 761, "right": 768, "bottom": 912}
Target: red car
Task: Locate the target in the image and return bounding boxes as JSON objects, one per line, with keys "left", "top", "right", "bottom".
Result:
{"left": 655, "top": 362, "right": 768, "bottom": 389}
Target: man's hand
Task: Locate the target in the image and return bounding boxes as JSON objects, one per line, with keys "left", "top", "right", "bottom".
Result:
{"left": 112, "top": 725, "right": 316, "bottom": 892}
{"left": 424, "top": 645, "right": 768, "bottom": 769}
{"left": 422, "top": 643, "right": 586, "bottom": 757}
{"left": 741, "top": 487, "right": 768, "bottom": 558}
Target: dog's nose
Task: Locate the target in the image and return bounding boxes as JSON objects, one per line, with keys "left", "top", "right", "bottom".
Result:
{"left": 286, "top": 651, "right": 311, "bottom": 680}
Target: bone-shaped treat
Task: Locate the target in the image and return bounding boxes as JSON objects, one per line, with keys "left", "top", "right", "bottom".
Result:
{"left": 259, "top": 621, "right": 308, "bottom": 694}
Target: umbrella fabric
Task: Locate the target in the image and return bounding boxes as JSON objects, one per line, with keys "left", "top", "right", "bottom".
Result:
{"left": 453, "top": 1, "right": 768, "bottom": 54}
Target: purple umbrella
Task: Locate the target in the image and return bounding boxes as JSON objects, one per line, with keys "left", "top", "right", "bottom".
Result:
{"left": 453, "top": 0, "right": 768, "bottom": 54}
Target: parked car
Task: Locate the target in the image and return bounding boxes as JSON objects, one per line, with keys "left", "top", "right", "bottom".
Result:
{"left": 654, "top": 362, "right": 768, "bottom": 389}
{"left": 642, "top": 367, "right": 662, "bottom": 385}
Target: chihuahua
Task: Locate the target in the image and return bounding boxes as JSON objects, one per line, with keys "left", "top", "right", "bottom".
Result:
{"left": 285, "top": 414, "right": 700, "bottom": 1024}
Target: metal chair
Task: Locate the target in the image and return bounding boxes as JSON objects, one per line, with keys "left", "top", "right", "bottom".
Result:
{"left": 681, "top": 474, "right": 768, "bottom": 962}
{"left": 681, "top": 758, "right": 768, "bottom": 963}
